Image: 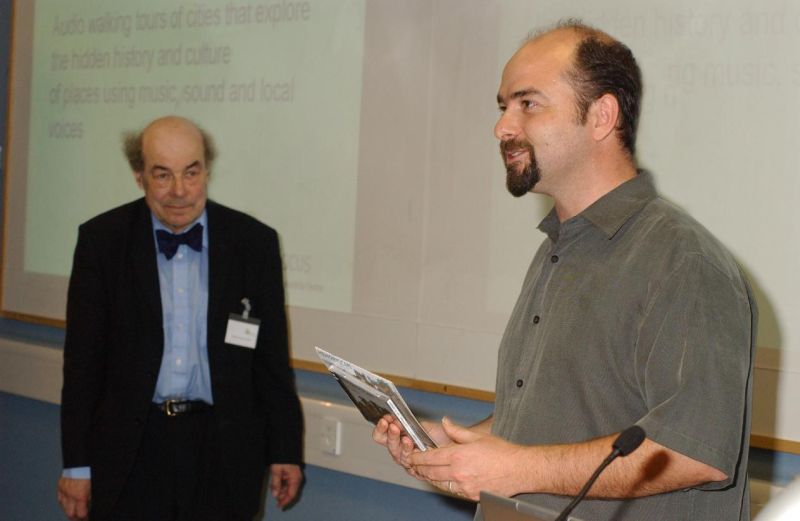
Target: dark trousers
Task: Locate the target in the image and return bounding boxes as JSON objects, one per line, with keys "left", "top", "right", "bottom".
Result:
{"left": 94, "top": 406, "right": 251, "bottom": 521}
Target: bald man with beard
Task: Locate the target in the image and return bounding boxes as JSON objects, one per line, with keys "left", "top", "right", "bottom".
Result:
{"left": 374, "top": 20, "right": 756, "bottom": 521}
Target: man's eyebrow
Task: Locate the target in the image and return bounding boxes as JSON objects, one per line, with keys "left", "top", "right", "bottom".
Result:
{"left": 497, "top": 88, "right": 543, "bottom": 105}
{"left": 150, "top": 160, "right": 201, "bottom": 173}
{"left": 183, "top": 160, "right": 201, "bottom": 171}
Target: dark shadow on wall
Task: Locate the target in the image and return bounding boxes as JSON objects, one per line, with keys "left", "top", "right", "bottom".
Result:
{"left": 741, "top": 262, "right": 783, "bottom": 486}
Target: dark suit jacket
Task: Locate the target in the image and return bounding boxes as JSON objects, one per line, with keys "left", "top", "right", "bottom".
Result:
{"left": 60, "top": 198, "right": 303, "bottom": 518}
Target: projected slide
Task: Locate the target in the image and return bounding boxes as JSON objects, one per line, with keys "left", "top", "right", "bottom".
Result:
{"left": 23, "top": 0, "right": 365, "bottom": 312}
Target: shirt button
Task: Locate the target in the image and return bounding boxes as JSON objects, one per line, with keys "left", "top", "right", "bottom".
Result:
{"left": 551, "top": 255, "right": 559, "bottom": 263}
{"left": 516, "top": 379, "right": 523, "bottom": 388}
{"left": 176, "top": 358, "right": 182, "bottom": 366}
{"left": 177, "top": 287, "right": 184, "bottom": 294}
{"left": 177, "top": 253, "right": 184, "bottom": 259}
{"left": 533, "top": 315, "right": 540, "bottom": 324}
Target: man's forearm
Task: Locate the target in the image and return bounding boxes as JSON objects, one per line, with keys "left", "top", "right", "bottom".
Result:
{"left": 514, "top": 435, "right": 727, "bottom": 498}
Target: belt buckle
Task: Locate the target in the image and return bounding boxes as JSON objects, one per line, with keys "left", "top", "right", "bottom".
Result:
{"left": 164, "top": 399, "right": 179, "bottom": 417}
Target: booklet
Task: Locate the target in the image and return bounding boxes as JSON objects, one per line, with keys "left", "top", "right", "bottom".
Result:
{"left": 314, "top": 346, "right": 437, "bottom": 450}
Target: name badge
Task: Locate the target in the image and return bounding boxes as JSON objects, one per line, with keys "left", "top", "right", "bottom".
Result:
{"left": 225, "top": 313, "right": 261, "bottom": 349}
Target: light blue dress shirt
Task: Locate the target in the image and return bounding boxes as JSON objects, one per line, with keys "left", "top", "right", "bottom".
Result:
{"left": 63, "top": 211, "right": 212, "bottom": 480}
{"left": 151, "top": 211, "right": 213, "bottom": 404}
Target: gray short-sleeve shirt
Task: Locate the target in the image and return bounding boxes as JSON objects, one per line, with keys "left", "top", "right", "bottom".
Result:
{"left": 489, "top": 172, "right": 756, "bottom": 521}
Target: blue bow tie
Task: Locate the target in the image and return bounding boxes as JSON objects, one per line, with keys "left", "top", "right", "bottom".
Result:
{"left": 156, "top": 223, "right": 203, "bottom": 260}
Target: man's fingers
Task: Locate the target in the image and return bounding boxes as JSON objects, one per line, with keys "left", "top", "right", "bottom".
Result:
{"left": 60, "top": 496, "right": 88, "bottom": 521}
{"left": 75, "top": 498, "right": 89, "bottom": 520}
{"left": 375, "top": 415, "right": 441, "bottom": 486}
{"left": 441, "top": 417, "right": 482, "bottom": 444}
{"left": 396, "top": 435, "right": 417, "bottom": 468}
{"left": 279, "top": 472, "right": 302, "bottom": 507}
{"left": 270, "top": 464, "right": 303, "bottom": 509}
{"left": 57, "top": 478, "right": 91, "bottom": 521}
{"left": 413, "top": 463, "right": 452, "bottom": 483}
{"left": 385, "top": 422, "right": 407, "bottom": 461}
{"left": 409, "top": 445, "right": 453, "bottom": 467}
{"left": 372, "top": 417, "right": 391, "bottom": 445}
{"left": 269, "top": 466, "right": 285, "bottom": 497}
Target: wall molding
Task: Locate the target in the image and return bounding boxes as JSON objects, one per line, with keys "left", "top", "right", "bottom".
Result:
{"left": 0, "top": 337, "right": 439, "bottom": 494}
{"left": 4, "top": 338, "right": 799, "bottom": 452}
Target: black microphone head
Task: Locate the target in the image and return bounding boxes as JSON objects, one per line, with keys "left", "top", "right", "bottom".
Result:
{"left": 613, "top": 426, "right": 646, "bottom": 456}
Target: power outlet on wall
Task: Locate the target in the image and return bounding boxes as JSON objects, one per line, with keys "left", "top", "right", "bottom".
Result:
{"left": 320, "top": 416, "right": 342, "bottom": 456}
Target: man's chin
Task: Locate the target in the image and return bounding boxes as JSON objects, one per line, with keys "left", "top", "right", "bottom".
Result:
{"left": 506, "top": 179, "right": 532, "bottom": 197}
{"left": 505, "top": 168, "right": 538, "bottom": 197}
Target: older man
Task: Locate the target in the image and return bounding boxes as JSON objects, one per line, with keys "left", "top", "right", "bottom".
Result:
{"left": 374, "top": 20, "right": 756, "bottom": 521}
{"left": 58, "top": 116, "right": 303, "bottom": 521}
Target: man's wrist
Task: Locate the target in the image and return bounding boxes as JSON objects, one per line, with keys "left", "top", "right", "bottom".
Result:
{"left": 507, "top": 443, "right": 538, "bottom": 496}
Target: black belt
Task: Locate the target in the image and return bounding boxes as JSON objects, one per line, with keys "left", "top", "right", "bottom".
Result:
{"left": 151, "top": 399, "right": 212, "bottom": 417}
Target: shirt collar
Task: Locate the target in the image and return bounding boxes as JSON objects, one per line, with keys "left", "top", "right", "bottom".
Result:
{"left": 151, "top": 209, "right": 209, "bottom": 249}
{"left": 538, "top": 170, "right": 658, "bottom": 242}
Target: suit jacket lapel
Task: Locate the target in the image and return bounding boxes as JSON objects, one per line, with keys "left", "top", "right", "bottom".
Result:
{"left": 206, "top": 201, "right": 232, "bottom": 348}
{"left": 130, "top": 199, "right": 164, "bottom": 347}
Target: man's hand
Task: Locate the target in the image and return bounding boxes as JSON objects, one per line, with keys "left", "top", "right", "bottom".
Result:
{"left": 57, "top": 477, "right": 91, "bottom": 521}
{"left": 409, "top": 417, "right": 526, "bottom": 501}
{"left": 372, "top": 415, "right": 453, "bottom": 480}
{"left": 269, "top": 463, "right": 303, "bottom": 509}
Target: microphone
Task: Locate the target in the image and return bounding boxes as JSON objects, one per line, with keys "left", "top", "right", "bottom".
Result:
{"left": 613, "top": 425, "right": 647, "bottom": 456}
{"left": 554, "top": 426, "right": 646, "bottom": 521}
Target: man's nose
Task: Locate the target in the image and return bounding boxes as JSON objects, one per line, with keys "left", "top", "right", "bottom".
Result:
{"left": 494, "top": 110, "right": 520, "bottom": 142}
{"left": 170, "top": 173, "right": 187, "bottom": 196}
